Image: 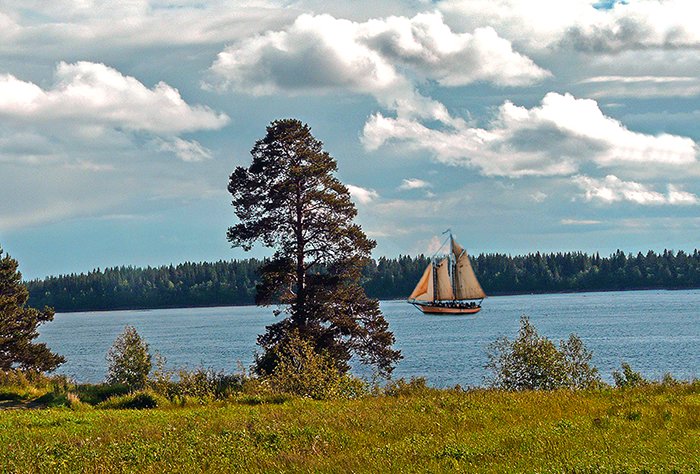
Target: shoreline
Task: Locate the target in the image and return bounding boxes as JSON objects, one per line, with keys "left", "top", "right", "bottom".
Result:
{"left": 52, "top": 286, "right": 700, "bottom": 314}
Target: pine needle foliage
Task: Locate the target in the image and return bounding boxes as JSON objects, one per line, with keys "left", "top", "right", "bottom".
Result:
{"left": 228, "top": 119, "right": 400, "bottom": 377}
{"left": 0, "top": 246, "right": 64, "bottom": 372}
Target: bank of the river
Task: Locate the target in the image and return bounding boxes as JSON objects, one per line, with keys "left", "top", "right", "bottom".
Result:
{"left": 1, "top": 383, "right": 698, "bottom": 473}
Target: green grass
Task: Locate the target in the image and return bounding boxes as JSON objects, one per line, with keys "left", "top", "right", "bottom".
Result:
{"left": 0, "top": 382, "right": 698, "bottom": 473}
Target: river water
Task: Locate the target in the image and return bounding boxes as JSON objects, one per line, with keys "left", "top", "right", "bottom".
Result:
{"left": 37, "top": 289, "right": 699, "bottom": 386}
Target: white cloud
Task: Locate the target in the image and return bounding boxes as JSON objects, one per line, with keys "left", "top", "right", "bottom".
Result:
{"left": 573, "top": 175, "right": 699, "bottom": 206}
{"left": 0, "top": 62, "right": 229, "bottom": 167}
{"left": 0, "top": 198, "right": 110, "bottom": 231}
{"left": 363, "top": 92, "right": 698, "bottom": 177}
{"left": 209, "top": 12, "right": 548, "bottom": 119}
{"left": 426, "top": 235, "right": 445, "bottom": 254}
{"left": 561, "top": 218, "right": 602, "bottom": 225}
{"left": 530, "top": 191, "right": 548, "bottom": 203}
{"left": 667, "top": 185, "right": 700, "bottom": 205}
{"left": 156, "top": 137, "right": 212, "bottom": 162}
{"left": 0, "top": 62, "right": 231, "bottom": 230}
{"left": 0, "top": 1, "right": 295, "bottom": 55}
{"left": 0, "top": 62, "right": 228, "bottom": 133}
{"left": 347, "top": 184, "right": 379, "bottom": 204}
{"left": 398, "top": 178, "right": 431, "bottom": 190}
{"left": 439, "top": 0, "right": 700, "bottom": 53}
{"left": 433, "top": 0, "right": 700, "bottom": 100}
{"left": 563, "top": 0, "right": 700, "bottom": 52}
{"left": 583, "top": 75, "right": 696, "bottom": 84}
{"left": 65, "top": 160, "right": 116, "bottom": 172}
{"left": 437, "top": 0, "right": 700, "bottom": 98}
{"left": 579, "top": 75, "right": 700, "bottom": 98}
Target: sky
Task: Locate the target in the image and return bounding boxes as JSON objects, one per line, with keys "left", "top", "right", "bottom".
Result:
{"left": 1, "top": 0, "right": 699, "bottom": 280}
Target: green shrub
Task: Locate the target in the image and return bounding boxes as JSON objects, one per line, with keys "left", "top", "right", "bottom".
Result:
{"left": 33, "top": 391, "right": 70, "bottom": 407}
{"left": 98, "top": 390, "right": 165, "bottom": 410}
{"left": 149, "top": 352, "right": 174, "bottom": 396}
{"left": 560, "top": 333, "right": 602, "bottom": 389}
{"left": 66, "top": 392, "right": 92, "bottom": 411}
{"left": 106, "top": 326, "right": 152, "bottom": 391}
{"left": 486, "top": 316, "right": 601, "bottom": 391}
{"left": 167, "top": 367, "right": 244, "bottom": 402}
{"left": 612, "top": 362, "right": 646, "bottom": 389}
{"left": 148, "top": 352, "right": 245, "bottom": 402}
{"left": 75, "top": 383, "right": 131, "bottom": 405}
{"left": 659, "top": 372, "right": 679, "bottom": 387}
{"left": 265, "top": 331, "right": 365, "bottom": 400}
{"left": 384, "top": 377, "right": 431, "bottom": 397}
{"left": 0, "top": 369, "right": 71, "bottom": 391}
{"left": 337, "top": 374, "right": 369, "bottom": 399}
{"left": 0, "top": 369, "right": 35, "bottom": 389}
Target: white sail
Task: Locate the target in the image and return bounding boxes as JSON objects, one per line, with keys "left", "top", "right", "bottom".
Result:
{"left": 408, "top": 263, "right": 434, "bottom": 301}
{"left": 435, "top": 258, "right": 454, "bottom": 301}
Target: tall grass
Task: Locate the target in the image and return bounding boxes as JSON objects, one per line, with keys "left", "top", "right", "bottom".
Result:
{"left": 0, "top": 381, "right": 697, "bottom": 473}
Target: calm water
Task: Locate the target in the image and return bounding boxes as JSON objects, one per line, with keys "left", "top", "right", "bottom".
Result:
{"left": 38, "top": 289, "right": 699, "bottom": 387}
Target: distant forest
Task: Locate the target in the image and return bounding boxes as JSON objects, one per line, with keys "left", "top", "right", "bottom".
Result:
{"left": 26, "top": 249, "right": 700, "bottom": 312}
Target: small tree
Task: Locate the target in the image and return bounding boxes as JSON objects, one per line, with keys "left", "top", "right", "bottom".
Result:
{"left": 486, "top": 316, "right": 600, "bottom": 390}
{"left": 612, "top": 362, "right": 646, "bottom": 389}
{"left": 106, "top": 325, "right": 152, "bottom": 391}
{"left": 0, "top": 246, "right": 64, "bottom": 372}
{"left": 560, "top": 333, "right": 600, "bottom": 389}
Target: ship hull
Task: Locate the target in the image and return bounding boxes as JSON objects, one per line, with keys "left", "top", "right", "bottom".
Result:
{"left": 413, "top": 304, "right": 481, "bottom": 315}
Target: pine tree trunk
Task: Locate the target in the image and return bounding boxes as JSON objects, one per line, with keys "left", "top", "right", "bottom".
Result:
{"left": 295, "top": 180, "right": 306, "bottom": 329}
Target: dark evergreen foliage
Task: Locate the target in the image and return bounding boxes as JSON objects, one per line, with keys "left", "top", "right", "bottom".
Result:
{"left": 228, "top": 119, "right": 400, "bottom": 377}
{"left": 0, "top": 247, "right": 64, "bottom": 372}
{"left": 27, "top": 259, "right": 262, "bottom": 311}
{"left": 25, "top": 249, "right": 700, "bottom": 313}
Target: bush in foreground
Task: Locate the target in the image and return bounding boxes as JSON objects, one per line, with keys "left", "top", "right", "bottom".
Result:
{"left": 106, "top": 325, "right": 152, "bottom": 391}
{"left": 98, "top": 390, "right": 166, "bottom": 410}
{"left": 266, "top": 331, "right": 368, "bottom": 400}
{"left": 612, "top": 362, "right": 647, "bottom": 388}
{"left": 486, "top": 316, "right": 601, "bottom": 390}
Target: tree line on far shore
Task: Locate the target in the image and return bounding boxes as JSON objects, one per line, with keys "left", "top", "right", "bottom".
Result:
{"left": 25, "top": 248, "right": 700, "bottom": 313}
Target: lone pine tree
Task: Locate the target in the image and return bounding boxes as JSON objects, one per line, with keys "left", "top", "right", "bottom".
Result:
{"left": 0, "top": 246, "right": 64, "bottom": 372}
{"left": 228, "top": 119, "right": 401, "bottom": 377}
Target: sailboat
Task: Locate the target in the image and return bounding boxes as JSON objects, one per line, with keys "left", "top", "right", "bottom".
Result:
{"left": 408, "top": 233, "right": 486, "bottom": 315}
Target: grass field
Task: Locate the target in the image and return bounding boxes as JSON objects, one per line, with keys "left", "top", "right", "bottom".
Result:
{"left": 1, "top": 382, "right": 698, "bottom": 473}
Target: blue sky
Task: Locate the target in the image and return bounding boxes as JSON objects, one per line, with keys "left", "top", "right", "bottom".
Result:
{"left": 1, "top": 0, "right": 699, "bottom": 279}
